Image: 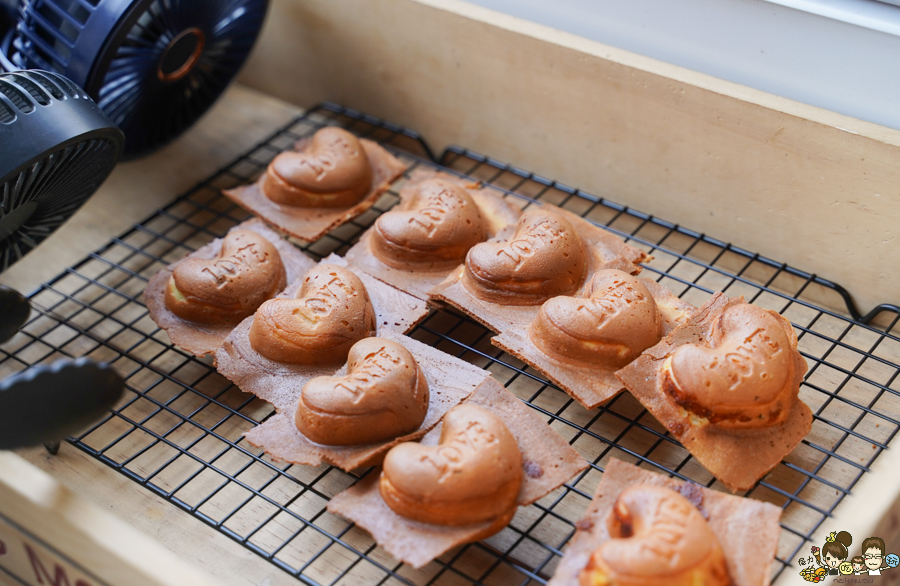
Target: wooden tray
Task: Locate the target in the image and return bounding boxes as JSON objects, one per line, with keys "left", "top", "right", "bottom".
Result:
{"left": 1, "top": 2, "right": 899, "bottom": 584}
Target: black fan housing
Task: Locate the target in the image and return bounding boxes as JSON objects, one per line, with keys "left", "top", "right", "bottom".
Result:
{"left": 0, "top": 69, "right": 123, "bottom": 271}
{"left": 0, "top": 357, "right": 125, "bottom": 450}
{"left": 2, "top": 0, "right": 269, "bottom": 158}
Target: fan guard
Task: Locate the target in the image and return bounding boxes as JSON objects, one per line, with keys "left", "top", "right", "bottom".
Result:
{"left": 0, "top": 70, "right": 123, "bottom": 271}
{"left": 4, "top": 0, "right": 269, "bottom": 158}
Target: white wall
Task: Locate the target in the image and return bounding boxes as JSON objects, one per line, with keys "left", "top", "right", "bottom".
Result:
{"left": 466, "top": 0, "right": 900, "bottom": 131}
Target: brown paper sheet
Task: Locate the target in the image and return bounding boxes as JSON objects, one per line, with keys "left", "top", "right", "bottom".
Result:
{"left": 327, "top": 376, "right": 588, "bottom": 568}
{"left": 242, "top": 329, "right": 490, "bottom": 470}
{"left": 223, "top": 138, "right": 407, "bottom": 242}
{"left": 615, "top": 293, "right": 812, "bottom": 492}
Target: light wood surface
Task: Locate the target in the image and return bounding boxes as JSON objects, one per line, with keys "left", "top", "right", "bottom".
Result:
{"left": 238, "top": 0, "right": 900, "bottom": 317}
{"left": 0, "top": 452, "right": 221, "bottom": 586}
{"left": 8, "top": 446, "right": 299, "bottom": 586}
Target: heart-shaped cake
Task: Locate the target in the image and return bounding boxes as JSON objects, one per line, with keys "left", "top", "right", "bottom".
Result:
{"left": 580, "top": 485, "right": 729, "bottom": 586}
{"left": 249, "top": 264, "right": 376, "bottom": 364}
{"left": 462, "top": 207, "right": 587, "bottom": 305}
{"left": 663, "top": 303, "right": 796, "bottom": 429}
{"left": 529, "top": 269, "right": 662, "bottom": 368}
{"left": 379, "top": 403, "right": 523, "bottom": 527}
{"left": 263, "top": 127, "right": 373, "bottom": 208}
{"left": 370, "top": 178, "right": 488, "bottom": 271}
{"left": 296, "top": 337, "right": 429, "bottom": 446}
{"left": 165, "top": 230, "right": 287, "bottom": 325}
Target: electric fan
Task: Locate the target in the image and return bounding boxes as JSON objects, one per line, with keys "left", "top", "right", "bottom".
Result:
{"left": 0, "top": 69, "right": 126, "bottom": 451}
{"left": 0, "top": 0, "right": 269, "bottom": 157}
{"left": 0, "top": 69, "right": 124, "bottom": 271}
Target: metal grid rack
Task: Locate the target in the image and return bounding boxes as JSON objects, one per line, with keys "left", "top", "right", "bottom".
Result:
{"left": 2, "top": 103, "right": 900, "bottom": 586}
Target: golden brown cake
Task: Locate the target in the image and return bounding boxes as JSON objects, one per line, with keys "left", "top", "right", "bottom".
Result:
{"left": 462, "top": 207, "right": 587, "bottom": 306}
{"left": 530, "top": 269, "right": 663, "bottom": 369}
{"left": 223, "top": 128, "right": 408, "bottom": 242}
{"left": 578, "top": 485, "right": 729, "bottom": 586}
{"left": 661, "top": 303, "right": 795, "bottom": 429}
{"left": 493, "top": 274, "right": 694, "bottom": 409}
{"left": 549, "top": 458, "right": 782, "bottom": 586}
{"left": 295, "top": 337, "right": 429, "bottom": 446}
{"left": 379, "top": 403, "right": 523, "bottom": 527}
{"left": 369, "top": 178, "right": 489, "bottom": 271}
{"left": 263, "top": 127, "right": 373, "bottom": 208}
{"left": 248, "top": 263, "right": 376, "bottom": 365}
{"left": 615, "top": 294, "right": 812, "bottom": 492}
{"left": 164, "top": 229, "right": 287, "bottom": 325}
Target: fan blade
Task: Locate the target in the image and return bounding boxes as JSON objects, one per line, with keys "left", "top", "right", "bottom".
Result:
{"left": 93, "top": 0, "right": 268, "bottom": 156}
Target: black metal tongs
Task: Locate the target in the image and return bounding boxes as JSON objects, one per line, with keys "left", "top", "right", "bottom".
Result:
{"left": 0, "top": 285, "right": 124, "bottom": 454}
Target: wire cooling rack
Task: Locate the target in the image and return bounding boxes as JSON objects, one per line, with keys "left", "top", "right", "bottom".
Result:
{"left": 2, "top": 103, "right": 900, "bottom": 586}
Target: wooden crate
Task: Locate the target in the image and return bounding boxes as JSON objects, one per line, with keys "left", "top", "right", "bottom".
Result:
{"left": 2, "top": 1, "right": 899, "bottom": 585}
{"left": 0, "top": 453, "right": 220, "bottom": 586}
